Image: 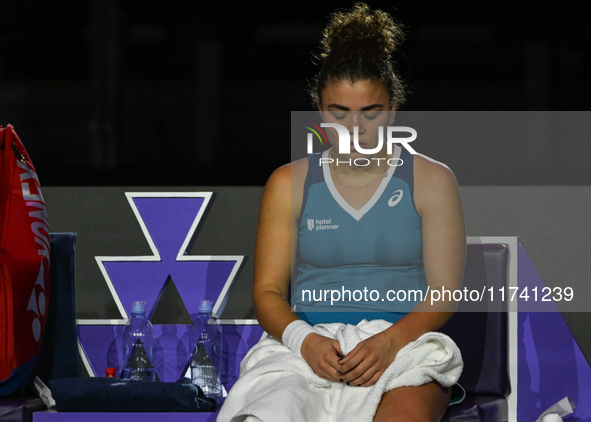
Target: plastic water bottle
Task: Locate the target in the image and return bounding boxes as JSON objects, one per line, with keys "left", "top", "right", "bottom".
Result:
{"left": 189, "top": 300, "right": 223, "bottom": 403}
{"left": 122, "top": 301, "right": 156, "bottom": 381}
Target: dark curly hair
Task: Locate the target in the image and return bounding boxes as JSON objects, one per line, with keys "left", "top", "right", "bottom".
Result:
{"left": 309, "top": 2, "right": 406, "bottom": 108}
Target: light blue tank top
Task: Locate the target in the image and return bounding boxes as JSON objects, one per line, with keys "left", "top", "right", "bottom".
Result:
{"left": 293, "top": 146, "right": 426, "bottom": 325}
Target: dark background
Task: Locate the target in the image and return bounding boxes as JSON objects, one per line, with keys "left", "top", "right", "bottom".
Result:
{"left": 1, "top": 0, "right": 590, "bottom": 187}
{"left": 4, "top": 0, "right": 591, "bottom": 377}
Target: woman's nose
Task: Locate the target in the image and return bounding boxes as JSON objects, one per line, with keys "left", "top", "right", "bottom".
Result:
{"left": 345, "top": 112, "right": 365, "bottom": 134}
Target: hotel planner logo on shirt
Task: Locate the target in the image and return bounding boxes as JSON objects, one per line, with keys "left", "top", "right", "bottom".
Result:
{"left": 308, "top": 218, "right": 339, "bottom": 231}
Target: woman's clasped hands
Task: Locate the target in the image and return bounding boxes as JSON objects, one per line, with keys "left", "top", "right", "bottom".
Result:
{"left": 300, "top": 330, "right": 401, "bottom": 387}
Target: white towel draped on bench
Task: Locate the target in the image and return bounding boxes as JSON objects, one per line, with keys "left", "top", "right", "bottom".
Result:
{"left": 218, "top": 319, "right": 463, "bottom": 422}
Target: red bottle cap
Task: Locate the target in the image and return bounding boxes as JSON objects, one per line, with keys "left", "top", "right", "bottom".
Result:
{"left": 105, "top": 367, "right": 117, "bottom": 377}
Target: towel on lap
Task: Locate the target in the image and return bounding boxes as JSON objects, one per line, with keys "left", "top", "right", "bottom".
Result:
{"left": 217, "top": 319, "right": 463, "bottom": 422}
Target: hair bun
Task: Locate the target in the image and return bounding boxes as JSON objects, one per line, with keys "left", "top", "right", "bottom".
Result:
{"left": 320, "top": 2, "right": 404, "bottom": 59}
{"left": 308, "top": 2, "right": 407, "bottom": 107}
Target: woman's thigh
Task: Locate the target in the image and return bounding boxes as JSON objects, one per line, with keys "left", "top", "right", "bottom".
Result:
{"left": 374, "top": 382, "right": 451, "bottom": 422}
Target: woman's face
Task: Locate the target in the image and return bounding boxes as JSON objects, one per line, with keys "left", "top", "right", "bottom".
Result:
{"left": 317, "top": 79, "right": 394, "bottom": 155}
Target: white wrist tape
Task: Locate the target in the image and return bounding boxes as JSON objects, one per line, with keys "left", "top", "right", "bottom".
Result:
{"left": 282, "top": 320, "right": 319, "bottom": 357}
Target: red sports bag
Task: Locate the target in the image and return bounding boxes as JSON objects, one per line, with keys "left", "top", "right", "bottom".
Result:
{"left": 0, "top": 124, "right": 50, "bottom": 395}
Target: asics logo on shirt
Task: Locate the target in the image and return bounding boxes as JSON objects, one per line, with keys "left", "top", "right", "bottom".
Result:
{"left": 388, "top": 190, "right": 403, "bottom": 207}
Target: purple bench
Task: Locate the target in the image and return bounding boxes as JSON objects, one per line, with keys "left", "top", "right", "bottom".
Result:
{"left": 31, "top": 240, "right": 510, "bottom": 422}
{"left": 440, "top": 243, "right": 510, "bottom": 422}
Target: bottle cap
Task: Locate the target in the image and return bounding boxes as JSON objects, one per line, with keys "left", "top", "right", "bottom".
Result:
{"left": 105, "top": 367, "right": 117, "bottom": 376}
{"left": 131, "top": 301, "right": 146, "bottom": 314}
{"left": 199, "top": 300, "right": 213, "bottom": 314}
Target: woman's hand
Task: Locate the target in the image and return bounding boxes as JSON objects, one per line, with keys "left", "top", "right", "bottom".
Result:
{"left": 337, "top": 330, "right": 401, "bottom": 387}
{"left": 301, "top": 333, "right": 344, "bottom": 382}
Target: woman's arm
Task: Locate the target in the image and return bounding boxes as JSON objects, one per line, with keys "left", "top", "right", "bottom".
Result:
{"left": 252, "top": 161, "right": 344, "bottom": 381}
{"left": 385, "top": 154, "right": 466, "bottom": 342}
{"left": 338, "top": 155, "right": 466, "bottom": 386}
{"left": 252, "top": 163, "right": 298, "bottom": 339}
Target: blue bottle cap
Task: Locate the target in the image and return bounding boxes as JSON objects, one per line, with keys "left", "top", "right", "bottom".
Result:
{"left": 131, "top": 301, "right": 146, "bottom": 314}
{"left": 199, "top": 300, "right": 213, "bottom": 314}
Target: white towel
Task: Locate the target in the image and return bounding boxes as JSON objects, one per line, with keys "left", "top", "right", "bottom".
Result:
{"left": 217, "top": 319, "right": 463, "bottom": 422}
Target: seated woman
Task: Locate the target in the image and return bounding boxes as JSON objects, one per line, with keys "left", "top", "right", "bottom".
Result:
{"left": 219, "top": 3, "right": 466, "bottom": 421}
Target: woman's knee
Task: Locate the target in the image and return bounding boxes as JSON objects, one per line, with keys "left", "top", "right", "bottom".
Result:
{"left": 374, "top": 383, "right": 451, "bottom": 422}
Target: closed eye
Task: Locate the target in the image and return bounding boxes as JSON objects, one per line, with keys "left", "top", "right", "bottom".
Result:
{"left": 363, "top": 112, "right": 380, "bottom": 120}
{"left": 331, "top": 112, "right": 348, "bottom": 120}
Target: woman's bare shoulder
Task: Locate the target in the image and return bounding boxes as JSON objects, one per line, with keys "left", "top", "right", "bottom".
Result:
{"left": 261, "top": 158, "right": 308, "bottom": 210}
{"left": 414, "top": 153, "right": 458, "bottom": 186}
{"left": 413, "top": 153, "right": 461, "bottom": 216}
{"left": 265, "top": 158, "right": 308, "bottom": 190}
